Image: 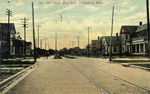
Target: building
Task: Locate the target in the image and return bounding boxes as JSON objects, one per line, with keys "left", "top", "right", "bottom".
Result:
{"left": 101, "top": 36, "right": 120, "bottom": 56}
{"left": 120, "top": 25, "right": 138, "bottom": 55}
{"left": 0, "top": 23, "right": 16, "bottom": 58}
{"left": 96, "top": 36, "right": 102, "bottom": 57}
{"left": 26, "top": 42, "right": 32, "bottom": 56}
{"left": 132, "top": 22, "right": 148, "bottom": 55}
{"left": 90, "top": 40, "right": 98, "bottom": 57}
{"left": 13, "top": 39, "right": 32, "bottom": 57}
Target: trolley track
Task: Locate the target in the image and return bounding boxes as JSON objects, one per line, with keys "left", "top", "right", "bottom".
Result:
{"left": 66, "top": 59, "right": 110, "bottom": 94}
{"left": 76, "top": 59, "right": 150, "bottom": 93}
{"left": 65, "top": 57, "right": 150, "bottom": 94}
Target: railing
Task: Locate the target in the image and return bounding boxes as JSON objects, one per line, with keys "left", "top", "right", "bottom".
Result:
{"left": 132, "top": 36, "right": 148, "bottom": 41}
{"left": 126, "top": 39, "right": 131, "bottom": 43}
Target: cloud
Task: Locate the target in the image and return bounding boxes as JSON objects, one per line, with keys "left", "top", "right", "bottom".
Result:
{"left": 135, "top": 12, "right": 146, "bottom": 18}
{"left": 13, "top": 13, "right": 28, "bottom": 19}
{"left": 13, "top": 0, "right": 24, "bottom": 6}
{"left": 34, "top": 5, "right": 39, "bottom": 9}
{"left": 102, "top": 0, "right": 114, "bottom": 5}
{"left": 117, "top": 5, "right": 137, "bottom": 14}
{"left": 101, "top": 10, "right": 112, "bottom": 15}
{"left": 117, "top": 0, "right": 131, "bottom": 7}
{"left": 122, "top": 11, "right": 146, "bottom": 21}
{"left": 85, "top": 5, "right": 98, "bottom": 11}
{"left": 51, "top": 5, "right": 75, "bottom": 15}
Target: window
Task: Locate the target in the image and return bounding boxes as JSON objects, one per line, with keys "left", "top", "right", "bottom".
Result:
{"left": 126, "top": 35, "right": 128, "bottom": 39}
{"left": 122, "top": 47, "right": 124, "bottom": 52}
{"left": 114, "top": 47, "right": 117, "bottom": 52}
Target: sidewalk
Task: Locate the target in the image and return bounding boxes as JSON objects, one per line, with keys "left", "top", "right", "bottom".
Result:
{"left": 112, "top": 56, "right": 150, "bottom": 63}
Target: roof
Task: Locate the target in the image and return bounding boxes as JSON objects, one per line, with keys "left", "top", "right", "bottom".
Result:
{"left": 101, "top": 36, "right": 119, "bottom": 46}
{"left": 96, "top": 36, "right": 102, "bottom": 44}
{"left": 136, "top": 23, "right": 150, "bottom": 32}
{"left": 26, "top": 42, "right": 32, "bottom": 45}
{"left": 91, "top": 40, "right": 98, "bottom": 45}
{"left": 0, "top": 23, "right": 16, "bottom": 34}
{"left": 13, "top": 39, "right": 32, "bottom": 46}
{"left": 120, "top": 26, "right": 138, "bottom": 34}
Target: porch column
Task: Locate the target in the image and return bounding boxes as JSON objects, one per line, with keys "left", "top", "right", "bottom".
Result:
{"left": 135, "top": 45, "right": 137, "bottom": 53}
{"left": 139, "top": 44, "right": 141, "bottom": 53}
{"left": 143, "top": 43, "right": 145, "bottom": 53}
{"left": 130, "top": 45, "right": 132, "bottom": 54}
{"left": 129, "top": 45, "right": 131, "bottom": 53}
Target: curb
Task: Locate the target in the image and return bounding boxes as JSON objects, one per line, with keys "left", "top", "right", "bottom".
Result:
{"left": 0, "top": 62, "right": 37, "bottom": 91}
{"left": 122, "top": 63, "right": 150, "bottom": 71}
{"left": 112, "top": 60, "right": 150, "bottom": 63}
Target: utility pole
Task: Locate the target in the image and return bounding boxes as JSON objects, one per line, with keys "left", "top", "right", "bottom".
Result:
{"left": 78, "top": 36, "right": 79, "bottom": 48}
{"left": 6, "top": 9, "right": 12, "bottom": 56}
{"left": 32, "top": 2, "right": 36, "bottom": 62}
{"left": 20, "top": 17, "right": 29, "bottom": 59}
{"left": 55, "top": 33, "right": 57, "bottom": 51}
{"left": 109, "top": 6, "right": 114, "bottom": 61}
{"left": 87, "top": 26, "right": 90, "bottom": 58}
{"left": 45, "top": 38, "right": 47, "bottom": 50}
{"left": 40, "top": 39, "right": 42, "bottom": 49}
{"left": 146, "top": 0, "right": 150, "bottom": 57}
{"left": 37, "top": 25, "right": 42, "bottom": 48}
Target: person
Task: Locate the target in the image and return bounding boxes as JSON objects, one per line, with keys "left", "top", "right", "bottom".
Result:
{"left": 45, "top": 51, "right": 49, "bottom": 59}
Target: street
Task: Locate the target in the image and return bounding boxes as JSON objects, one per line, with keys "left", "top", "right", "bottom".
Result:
{"left": 5, "top": 56, "right": 150, "bottom": 94}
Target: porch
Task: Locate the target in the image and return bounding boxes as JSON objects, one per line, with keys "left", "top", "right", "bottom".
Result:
{"left": 132, "top": 37, "right": 148, "bottom": 55}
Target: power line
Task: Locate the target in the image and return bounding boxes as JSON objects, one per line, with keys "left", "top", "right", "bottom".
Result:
{"left": 115, "top": 0, "right": 132, "bottom": 14}
{"left": 114, "top": 0, "right": 143, "bottom": 23}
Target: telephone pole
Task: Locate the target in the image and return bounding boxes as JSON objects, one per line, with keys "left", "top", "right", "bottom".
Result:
{"left": 45, "top": 38, "right": 47, "bottom": 50}
{"left": 6, "top": 9, "right": 12, "bottom": 56}
{"left": 146, "top": 0, "right": 150, "bottom": 57}
{"left": 109, "top": 6, "right": 114, "bottom": 61}
{"left": 55, "top": 33, "right": 57, "bottom": 51}
{"left": 40, "top": 39, "right": 42, "bottom": 49}
{"left": 78, "top": 36, "right": 79, "bottom": 48}
{"left": 32, "top": 2, "right": 36, "bottom": 61}
{"left": 86, "top": 26, "right": 91, "bottom": 58}
{"left": 37, "top": 25, "right": 42, "bottom": 48}
{"left": 20, "top": 17, "right": 29, "bottom": 59}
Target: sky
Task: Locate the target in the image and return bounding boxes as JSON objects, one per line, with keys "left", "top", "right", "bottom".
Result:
{"left": 0, "top": 0, "right": 148, "bottom": 50}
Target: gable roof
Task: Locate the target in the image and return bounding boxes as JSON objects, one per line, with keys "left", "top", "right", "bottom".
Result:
{"left": 101, "top": 36, "right": 119, "bottom": 46}
{"left": 13, "top": 40, "right": 32, "bottom": 46}
{"left": 91, "top": 40, "right": 98, "bottom": 45}
{"left": 0, "top": 23, "right": 16, "bottom": 34}
{"left": 136, "top": 23, "right": 150, "bottom": 32}
{"left": 96, "top": 37, "right": 102, "bottom": 44}
{"left": 120, "top": 26, "right": 138, "bottom": 34}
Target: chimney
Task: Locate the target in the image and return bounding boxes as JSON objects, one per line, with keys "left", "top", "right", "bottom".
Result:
{"left": 116, "top": 33, "right": 119, "bottom": 40}
{"left": 116, "top": 33, "right": 118, "bottom": 37}
{"left": 139, "top": 22, "right": 142, "bottom": 26}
